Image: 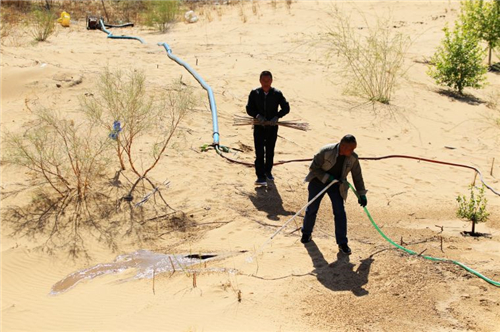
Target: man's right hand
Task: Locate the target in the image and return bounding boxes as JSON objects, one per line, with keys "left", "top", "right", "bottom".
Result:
{"left": 256, "top": 114, "right": 265, "bottom": 124}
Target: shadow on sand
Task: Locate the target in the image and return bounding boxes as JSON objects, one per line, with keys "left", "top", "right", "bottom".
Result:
{"left": 248, "top": 181, "right": 295, "bottom": 221}
{"left": 304, "top": 240, "right": 373, "bottom": 296}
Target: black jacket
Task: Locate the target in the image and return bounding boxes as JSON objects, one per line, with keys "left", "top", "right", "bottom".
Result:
{"left": 246, "top": 87, "right": 290, "bottom": 120}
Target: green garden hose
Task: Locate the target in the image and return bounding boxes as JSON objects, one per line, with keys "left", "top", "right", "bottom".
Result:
{"left": 347, "top": 182, "right": 500, "bottom": 287}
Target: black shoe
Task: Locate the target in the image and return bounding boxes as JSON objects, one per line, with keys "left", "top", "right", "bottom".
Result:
{"left": 255, "top": 177, "right": 267, "bottom": 186}
{"left": 338, "top": 244, "right": 351, "bottom": 255}
{"left": 265, "top": 172, "right": 274, "bottom": 181}
{"left": 301, "top": 233, "right": 312, "bottom": 244}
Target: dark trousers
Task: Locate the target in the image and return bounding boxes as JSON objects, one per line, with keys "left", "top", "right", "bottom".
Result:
{"left": 302, "top": 179, "right": 348, "bottom": 245}
{"left": 253, "top": 125, "right": 278, "bottom": 178}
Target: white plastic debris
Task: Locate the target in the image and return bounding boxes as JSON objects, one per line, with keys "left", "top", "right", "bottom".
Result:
{"left": 184, "top": 10, "right": 198, "bottom": 24}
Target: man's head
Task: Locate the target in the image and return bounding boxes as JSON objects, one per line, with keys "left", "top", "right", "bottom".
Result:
{"left": 339, "top": 134, "right": 357, "bottom": 156}
{"left": 259, "top": 71, "right": 273, "bottom": 92}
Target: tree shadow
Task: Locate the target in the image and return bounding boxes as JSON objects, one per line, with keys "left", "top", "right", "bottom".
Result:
{"left": 489, "top": 62, "right": 500, "bottom": 74}
{"left": 304, "top": 241, "right": 373, "bottom": 296}
{"left": 248, "top": 182, "right": 295, "bottom": 221}
{"left": 436, "top": 89, "right": 485, "bottom": 106}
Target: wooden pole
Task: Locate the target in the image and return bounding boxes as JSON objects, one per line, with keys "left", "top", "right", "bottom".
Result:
{"left": 101, "top": 0, "right": 109, "bottom": 23}
{"left": 491, "top": 157, "right": 495, "bottom": 177}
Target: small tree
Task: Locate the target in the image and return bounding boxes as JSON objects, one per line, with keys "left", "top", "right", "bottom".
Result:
{"left": 460, "top": 0, "right": 500, "bottom": 66}
{"left": 428, "top": 23, "right": 488, "bottom": 95}
{"left": 456, "top": 185, "right": 490, "bottom": 235}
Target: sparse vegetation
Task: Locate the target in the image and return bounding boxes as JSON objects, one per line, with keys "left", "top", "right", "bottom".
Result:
{"left": 485, "top": 89, "right": 500, "bottom": 110}
{"left": 428, "top": 23, "right": 487, "bottom": 95}
{"left": 28, "top": 9, "right": 56, "bottom": 42}
{"left": 239, "top": 1, "right": 247, "bottom": 23}
{"left": 80, "top": 68, "right": 198, "bottom": 201}
{"left": 2, "top": 106, "right": 114, "bottom": 257}
{"left": 144, "top": 0, "right": 180, "bottom": 33}
{"left": 2, "top": 68, "right": 197, "bottom": 258}
{"left": 321, "top": 8, "right": 412, "bottom": 104}
{"left": 456, "top": 185, "right": 490, "bottom": 235}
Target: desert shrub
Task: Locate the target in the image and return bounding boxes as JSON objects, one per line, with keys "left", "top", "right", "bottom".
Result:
{"left": 456, "top": 185, "right": 490, "bottom": 235}
{"left": 460, "top": 0, "right": 500, "bottom": 66}
{"left": 143, "top": 0, "right": 180, "bottom": 33}
{"left": 2, "top": 69, "right": 197, "bottom": 258}
{"left": 428, "top": 23, "right": 487, "bottom": 95}
{"left": 320, "top": 8, "right": 412, "bottom": 104}
{"left": 2, "top": 107, "right": 115, "bottom": 257}
{"left": 28, "top": 9, "right": 56, "bottom": 41}
{"left": 80, "top": 68, "right": 198, "bottom": 200}
{"left": 0, "top": 5, "right": 21, "bottom": 41}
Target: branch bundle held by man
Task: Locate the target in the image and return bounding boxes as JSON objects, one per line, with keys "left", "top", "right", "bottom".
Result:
{"left": 246, "top": 70, "right": 290, "bottom": 186}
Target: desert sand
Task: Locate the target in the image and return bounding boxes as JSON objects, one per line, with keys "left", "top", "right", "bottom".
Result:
{"left": 2, "top": 1, "right": 500, "bottom": 331}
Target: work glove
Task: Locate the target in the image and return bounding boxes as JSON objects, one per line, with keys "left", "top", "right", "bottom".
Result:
{"left": 358, "top": 195, "right": 367, "bottom": 207}
{"left": 270, "top": 116, "right": 279, "bottom": 125}
{"left": 255, "top": 114, "right": 266, "bottom": 124}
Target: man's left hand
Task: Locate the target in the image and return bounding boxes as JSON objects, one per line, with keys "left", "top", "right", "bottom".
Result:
{"left": 358, "top": 195, "right": 367, "bottom": 207}
{"left": 270, "top": 116, "right": 279, "bottom": 125}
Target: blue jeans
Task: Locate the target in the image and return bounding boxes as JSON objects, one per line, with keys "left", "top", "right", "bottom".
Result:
{"left": 302, "top": 179, "right": 348, "bottom": 245}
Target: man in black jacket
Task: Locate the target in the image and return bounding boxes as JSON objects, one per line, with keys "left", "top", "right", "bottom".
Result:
{"left": 246, "top": 71, "right": 290, "bottom": 185}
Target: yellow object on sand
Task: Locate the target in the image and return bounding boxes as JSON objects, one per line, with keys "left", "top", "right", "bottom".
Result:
{"left": 57, "top": 11, "right": 70, "bottom": 27}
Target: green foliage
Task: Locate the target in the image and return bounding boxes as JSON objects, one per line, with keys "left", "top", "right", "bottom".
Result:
{"left": 428, "top": 23, "right": 487, "bottom": 95}
{"left": 144, "top": 0, "right": 180, "bottom": 33}
{"left": 456, "top": 185, "right": 490, "bottom": 233}
{"left": 460, "top": 0, "right": 500, "bottom": 65}
{"left": 28, "top": 9, "right": 56, "bottom": 42}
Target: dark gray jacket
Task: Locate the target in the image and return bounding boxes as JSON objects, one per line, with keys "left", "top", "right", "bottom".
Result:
{"left": 305, "top": 143, "right": 367, "bottom": 200}
{"left": 246, "top": 87, "right": 290, "bottom": 120}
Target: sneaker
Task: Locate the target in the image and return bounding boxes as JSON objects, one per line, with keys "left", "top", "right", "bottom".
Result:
{"left": 300, "top": 233, "right": 312, "bottom": 244}
{"left": 255, "top": 177, "right": 267, "bottom": 186}
{"left": 265, "top": 172, "right": 274, "bottom": 181}
{"left": 338, "top": 244, "right": 352, "bottom": 255}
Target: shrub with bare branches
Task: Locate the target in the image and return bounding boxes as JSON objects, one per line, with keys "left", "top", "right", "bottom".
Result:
{"left": 3, "top": 107, "right": 114, "bottom": 258}
{"left": 2, "top": 69, "right": 198, "bottom": 258}
{"left": 319, "top": 7, "right": 412, "bottom": 104}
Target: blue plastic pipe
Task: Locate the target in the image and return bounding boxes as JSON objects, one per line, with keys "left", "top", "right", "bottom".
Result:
{"left": 158, "top": 42, "right": 220, "bottom": 145}
{"left": 100, "top": 19, "right": 145, "bottom": 44}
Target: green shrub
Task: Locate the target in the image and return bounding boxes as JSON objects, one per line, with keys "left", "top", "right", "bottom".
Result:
{"left": 144, "top": 0, "right": 180, "bottom": 33}
{"left": 460, "top": 0, "right": 500, "bottom": 66}
{"left": 456, "top": 185, "right": 490, "bottom": 235}
{"left": 428, "top": 23, "right": 487, "bottom": 95}
{"left": 28, "top": 9, "right": 56, "bottom": 42}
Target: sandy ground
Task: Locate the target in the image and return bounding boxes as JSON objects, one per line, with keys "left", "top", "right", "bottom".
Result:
{"left": 2, "top": 1, "right": 500, "bottom": 331}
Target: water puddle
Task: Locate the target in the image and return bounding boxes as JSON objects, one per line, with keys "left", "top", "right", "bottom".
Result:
{"left": 50, "top": 249, "right": 242, "bottom": 295}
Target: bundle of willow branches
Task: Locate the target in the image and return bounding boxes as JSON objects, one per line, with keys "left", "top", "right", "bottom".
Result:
{"left": 233, "top": 115, "right": 309, "bottom": 131}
